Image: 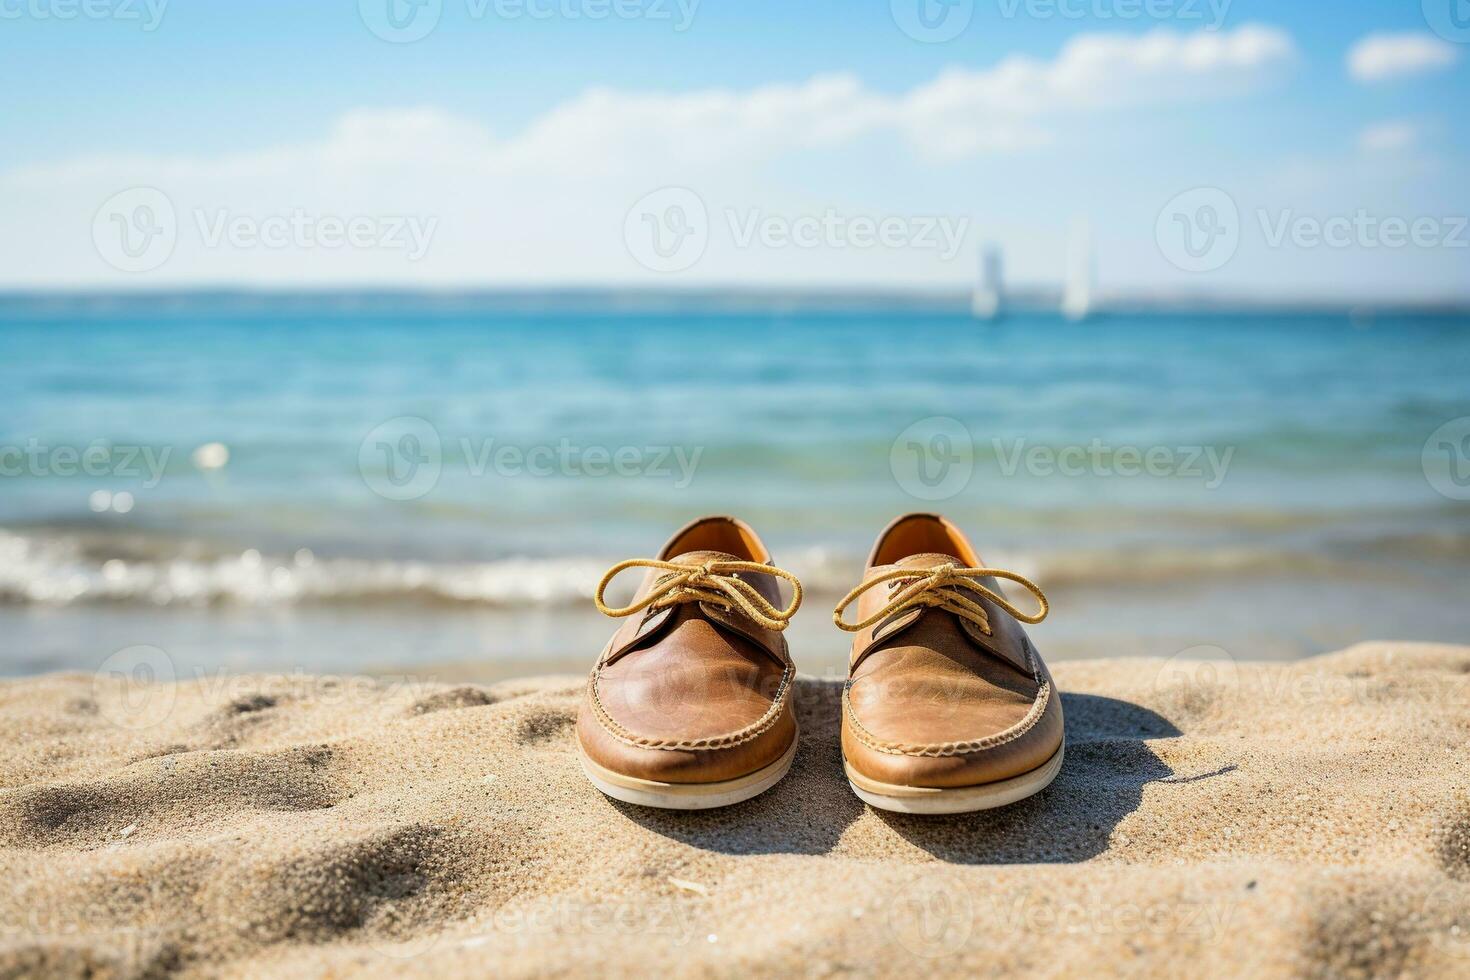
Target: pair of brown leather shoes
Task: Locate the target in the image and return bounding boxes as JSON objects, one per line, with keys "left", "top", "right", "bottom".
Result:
{"left": 575, "top": 514, "right": 1063, "bottom": 814}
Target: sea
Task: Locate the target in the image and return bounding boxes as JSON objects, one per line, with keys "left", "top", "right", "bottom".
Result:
{"left": 2, "top": 293, "right": 1467, "bottom": 681}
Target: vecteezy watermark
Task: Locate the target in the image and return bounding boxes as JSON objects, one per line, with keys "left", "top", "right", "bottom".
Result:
{"left": 1257, "top": 209, "right": 1469, "bottom": 251}
{"left": 358, "top": 416, "right": 704, "bottom": 501}
{"left": 0, "top": 440, "right": 172, "bottom": 487}
{"left": 360, "top": 417, "right": 443, "bottom": 501}
{"left": 624, "top": 187, "right": 709, "bottom": 274}
{"left": 996, "top": 0, "right": 1230, "bottom": 28}
{"left": 725, "top": 209, "right": 969, "bottom": 261}
{"left": 891, "top": 0, "right": 1229, "bottom": 43}
{"left": 92, "top": 187, "right": 438, "bottom": 273}
{"left": 890, "top": 417, "right": 975, "bottom": 501}
{"left": 88, "top": 653, "right": 449, "bottom": 732}
{"left": 189, "top": 669, "right": 444, "bottom": 713}
{"left": 358, "top": 0, "right": 698, "bottom": 43}
{"left": 455, "top": 897, "right": 693, "bottom": 947}
{"left": 1151, "top": 643, "right": 1470, "bottom": 711}
{"left": 1423, "top": 416, "right": 1470, "bottom": 501}
{"left": 886, "top": 870, "right": 1237, "bottom": 958}
{"left": 889, "top": 420, "right": 1235, "bottom": 502}
{"left": 887, "top": 871, "right": 974, "bottom": 957}
{"left": 1423, "top": 0, "right": 1470, "bottom": 44}
{"left": 1158, "top": 187, "right": 1470, "bottom": 272}
{"left": 993, "top": 438, "right": 1235, "bottom": 489}
{"left": 1156, "top": 187, "right": 1240, "bottom": 273}
{"left": 0, "top": 0, "right": 168, "bottom": 30}
{"left": 890, "top": 0, "right": 973, "bottom": 43}
{"left": 93, "top": 645, "right": 177, "bottom": 731}
{"left": 358, "top": 0, "right": 443, "bottom": 41}
{"left": 1151, "top": 644, "right": 1241, "bottom": 702}
{"left": 623, "top": 187, "right": 970, "bottom": 273}
{"left": 92, "top": 187, "right": 178, "bottom": 274}
{"left": 194, "top": 209, "right": 437, "bottom": 261}
{"left": 1421, "top": 877, "right": 1470, "bottom": 960}
{"left": 4, "top": 871, "right": 163, "bottom": 970}
{"left": 986, "top": 892, "right": 1236, "bottom": 941}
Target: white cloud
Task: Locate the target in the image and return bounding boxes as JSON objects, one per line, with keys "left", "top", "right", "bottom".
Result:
{"left": 7, "top": 24, "right": 1296, "bottom": 185}
{"left": 0, "top": 25, "right": 1296, "bottom": 287}
{"left": 1347, "top": 33, "right": 1458, "bottom": 83}
{"left": 1358, "top": 120, "right": 1419, "bottom": 153}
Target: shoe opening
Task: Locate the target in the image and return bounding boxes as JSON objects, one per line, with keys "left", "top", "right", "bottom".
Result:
{"left": 660, "top": 516, "right": 771, "bottom": 563}
{"left": 869, "top": 513, "right": 981, "bottom": 567}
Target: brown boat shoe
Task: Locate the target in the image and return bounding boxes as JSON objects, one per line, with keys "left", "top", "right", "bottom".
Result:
{"left": 834, "top": 513, "right": 1063, "bottom": 814}
{"left": 576, "top": 516, "right": 803, "bottom": 809}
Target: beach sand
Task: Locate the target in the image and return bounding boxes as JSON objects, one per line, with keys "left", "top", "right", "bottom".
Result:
{"left": 2, "top": 642, "right": 1467, "bottom": 978}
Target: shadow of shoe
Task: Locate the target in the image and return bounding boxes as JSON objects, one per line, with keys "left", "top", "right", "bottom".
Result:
{"left": 609, "top": 676, "right": 863, "bottom": 855}
{"left": 872, "top": 692, "right": 1180, "bottom": 863}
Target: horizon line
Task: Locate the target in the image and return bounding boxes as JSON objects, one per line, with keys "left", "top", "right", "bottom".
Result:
{"left": 0, "top": 284, "right": 1467, "bottom": 316}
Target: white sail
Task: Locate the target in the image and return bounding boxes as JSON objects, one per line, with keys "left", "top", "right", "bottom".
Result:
{"left": 971, "top": 245, "right": 1003, "bottom": 320}
{"left": 1062, "top": 219, "right": 1093, "bottom": 322}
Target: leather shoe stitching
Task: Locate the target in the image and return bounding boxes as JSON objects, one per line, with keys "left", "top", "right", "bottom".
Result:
{"left": 841, "top": 680, "right": 1051, "bottom": 757}
{"left": 588, "top": 665, "right": 794, "bottom": 751}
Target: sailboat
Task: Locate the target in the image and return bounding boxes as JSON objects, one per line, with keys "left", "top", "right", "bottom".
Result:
{"left": 1061, "top": 219, "right": 1094, "bottom": 322}
{"left": 971, "top": 245, "right": 1003, "bottom": 320}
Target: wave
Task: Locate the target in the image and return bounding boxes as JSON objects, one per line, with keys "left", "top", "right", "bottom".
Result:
{"left": 0, "top": 530, "right": 857, "bottom": 609}
{"left": 3, "top": 526, "right": 1466, "bottom": 610}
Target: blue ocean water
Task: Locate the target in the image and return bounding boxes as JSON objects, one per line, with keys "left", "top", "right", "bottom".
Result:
{"left": 2, "top": 296, "right": 1467, "bottom": 675}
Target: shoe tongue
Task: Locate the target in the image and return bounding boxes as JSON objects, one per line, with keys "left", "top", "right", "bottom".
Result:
{"left": 665, "top": 550, "right": 744, "bottom": 565}
{"left": 891, "top": 552, "right": 965, "bottom": 571}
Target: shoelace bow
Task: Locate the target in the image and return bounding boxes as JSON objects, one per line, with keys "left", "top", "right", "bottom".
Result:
{"left": 831, "top": 563, "right": 1048, "bottom": 634}
{"left": 594, "top": 558, "right": 803, "bottom": 632}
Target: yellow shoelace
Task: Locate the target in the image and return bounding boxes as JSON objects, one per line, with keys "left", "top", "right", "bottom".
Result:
{"left": 831, "top": 563, "right": 1048, "bottom": 634}
{"left": 594, "top": 558, "right": 803, "bottom": 632}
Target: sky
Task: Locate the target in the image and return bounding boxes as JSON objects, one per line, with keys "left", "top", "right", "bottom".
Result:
{"left": 1, "top": 0, "right": 1467, "bottom": 300}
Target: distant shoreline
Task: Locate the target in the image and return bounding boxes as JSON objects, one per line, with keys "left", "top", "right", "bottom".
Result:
{"left": 1, "top": 287, "right": 1468, "bottom": 318}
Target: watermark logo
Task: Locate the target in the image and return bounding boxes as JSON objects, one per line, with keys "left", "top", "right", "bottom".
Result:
{"left": 367, "top": 922, "right": 441, "bottom": 960}
{"left": 359, "top": 416, "right": 443, "bottom": 501}
{"left": 1423, "top": 0, "right": 1470, "bottom": 44}
{"left": 1257, "top": 210, "right": 1468, "bottom": 251}
{"left": 993, "top": 438, "right": 1234, "bottom": 489}
{"left": 93, "top": 187, "right": 177, "bottom": 274}
{"left": 361, "top": 0, "right": 699, "bottom": 42}
{"left": 455, "top": 897, "right": 692, "bottom": 946}
{"left": 624, "top": 188, "right": 971, "bottom": 272}
{"left": 1152, "top": 644, "right": 1240, "bottom": 700}
{"left": 1145, "top": 645, "right": 1452, "bottom": 710}
{"left": 892, "top": 0, "right": 1228, "bottom": 41}
{"left": 359, "top": 0, "right": 442, "bottom": 42}
{"left": 92, "top": 189, "right": 437, "bottom": 273}
{"left": 1423, "top": 416, "right": 1470, "bottom": 501}
{"left": 890, "top": 417, "right": 974, "bottom": 501}
{"left": 996, "top": 0, "right": 1230, "bottom": 28}
{"left": 1421, "top": 878, "right": 1470, "bottom": 959}
{"left": 891, "top": 0, "right": 973, "bottom": 43}
{"left": 1156, "top": 187, "right": 1239, "bottom": 273}
{"left": 0, "top": 440, "right": 172, "bottom": 487}
{"left": 887, "top": 872, "right": 973, "bottom": 957}
{"left": 358, "top": 419, "right": 705, "bottom": 500}
{"left": 193, "top": 209, "right": 437, "bottom": 260}
{"left": 726, "top": 208, "right": 968, "bottom": 261}
{"left": 93, "top": 645, "right": 176, "bottom": 730}
{"left": 0, "top": 0, "right": 168, "bottom": 30}
{"left": 624, "top": 187, "right": 709, "bottom": 273}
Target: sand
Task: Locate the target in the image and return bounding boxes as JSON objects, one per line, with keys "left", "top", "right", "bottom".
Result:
{"left": 1, "top": 641, "right": 1467, "bottom": 979}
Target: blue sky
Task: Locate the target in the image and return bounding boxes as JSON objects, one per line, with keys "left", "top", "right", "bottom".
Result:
{"left": 2, "top": 0, "right": 1467, "bottom": 299}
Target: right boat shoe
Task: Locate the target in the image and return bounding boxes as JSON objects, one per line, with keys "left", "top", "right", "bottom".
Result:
{"left": 833, "top": 512, "right": 1063, "bottom": 814}
{"left": 576, "top": 516, "right": 802, "bottom": 810}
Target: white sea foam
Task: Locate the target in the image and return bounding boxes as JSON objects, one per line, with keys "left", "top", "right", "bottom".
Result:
{"left": 0, "top": 531, "right": 860, "bottom": 609}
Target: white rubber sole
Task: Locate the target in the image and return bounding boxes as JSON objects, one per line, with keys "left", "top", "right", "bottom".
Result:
{"left": 844, "top": 742, "right": 1064, "bottom": 814}
{"left": 579, "top": 732, "right": 798, "bottom": 810}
